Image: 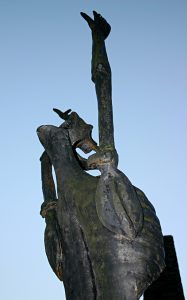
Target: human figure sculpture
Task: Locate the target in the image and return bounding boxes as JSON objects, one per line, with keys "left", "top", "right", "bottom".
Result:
{"left": 37, "top": 11, "right": 165, "bottom": 300}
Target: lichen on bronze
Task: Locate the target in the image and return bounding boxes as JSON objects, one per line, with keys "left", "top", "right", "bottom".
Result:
{"left": 37, "top": 11, "right": 165, "bottom": 300}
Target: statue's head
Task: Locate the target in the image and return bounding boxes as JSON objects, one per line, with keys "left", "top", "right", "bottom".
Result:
{"left": 53, "top": 108, "right": 98, "bottom": 154}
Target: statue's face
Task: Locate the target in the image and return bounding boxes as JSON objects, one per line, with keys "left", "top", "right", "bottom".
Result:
{"left": 60, "top": 112, "right": 98, "bottom": 154}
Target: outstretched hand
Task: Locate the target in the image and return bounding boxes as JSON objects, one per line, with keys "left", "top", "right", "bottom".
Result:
{"left": 80, "top": 11, "right": 111, "bottom": 39}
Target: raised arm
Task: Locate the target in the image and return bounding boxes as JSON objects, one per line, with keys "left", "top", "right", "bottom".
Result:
{"left": 81, "top": 11, "right": 115, "bottom": 151}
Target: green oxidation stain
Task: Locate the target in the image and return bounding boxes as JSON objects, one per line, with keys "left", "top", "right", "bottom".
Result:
{"left": 144, "top": 216, "right": 156, "bottom": 223}
{"left": 65, "top": 173, "right": 115, "bottom": 290}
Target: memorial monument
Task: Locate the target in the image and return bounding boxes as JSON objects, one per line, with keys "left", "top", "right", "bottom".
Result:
{"left": 37, "top": 11, "right": 165, "bottom": 299}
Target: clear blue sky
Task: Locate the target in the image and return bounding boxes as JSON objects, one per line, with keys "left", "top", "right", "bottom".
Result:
{"left": 1, "top": 1, "right": 186, "bottom": 299}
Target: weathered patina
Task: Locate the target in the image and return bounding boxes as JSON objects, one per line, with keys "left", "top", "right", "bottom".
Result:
{"left": 37, "top": 11, "right": 165, "bottom": 299}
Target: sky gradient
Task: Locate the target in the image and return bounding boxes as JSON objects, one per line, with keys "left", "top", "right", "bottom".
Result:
{"left": 1, "top": 1, "right": 187, "bottom": 299}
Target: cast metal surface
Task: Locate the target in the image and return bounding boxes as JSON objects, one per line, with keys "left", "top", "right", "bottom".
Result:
{"left": 144, "top": 235, "right": 185, "bottom": 300}
{"left": 37, "top": 11, "right": 165, "bottom": 300}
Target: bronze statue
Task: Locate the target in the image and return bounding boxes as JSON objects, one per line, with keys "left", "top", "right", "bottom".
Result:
{"left": 37, "top": 11, "right": 165, "bottom": 299}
